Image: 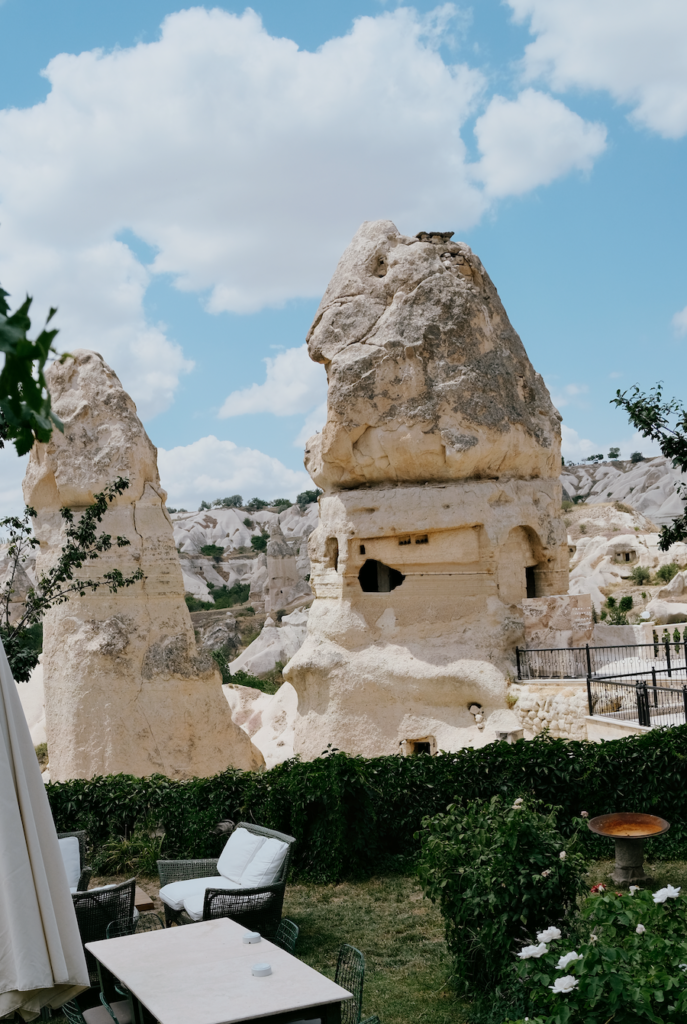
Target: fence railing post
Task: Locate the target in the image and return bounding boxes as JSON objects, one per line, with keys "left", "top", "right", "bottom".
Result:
{"left": 637, "top": 682, "right": 651, "bottom": 727}
{"left": 665, "top": 640, "right": 672, "bottom": 678}
{"left": 515, "top": 647, "right": 522, "bottom": 681}
{"left": 586, "top": 674, "right": 593, "bottom": 716}
{"left": 586, "top": 643, "right": 592, "bottom": 679}
{"left": 651, "top": 666, "right": 658, "bottom": 709}
{"left": 683, "top": 686, "right": 687, "bottom": 726}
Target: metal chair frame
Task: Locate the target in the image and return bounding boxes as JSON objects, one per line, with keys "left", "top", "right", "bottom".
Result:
{"left": 271, "top": 917, "right": 299, "bottom": 954}
{"left": 335, "top": 944, "right": 365, "bottom": 1024}
{"left": 72, "top": 878, "right": 136, "bottom": 986}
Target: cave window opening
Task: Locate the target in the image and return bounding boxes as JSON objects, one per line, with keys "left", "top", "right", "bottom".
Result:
{"left": 415, "top": 535, "right": 429, "bottom": 545}
{"left": 325, "top": 537, "right": 339, "bottom": 571}
{"left": 359, "top": 544, "right": 366, "bottom": 555}
{"left": 410, "top": 741, "right": 431, "bottom": 755}
{"left": 358, "top": 559, "right": 405, "bottom": 593}
{"left": 525, "top": 566, "right": 536, "bottom": 599}
{"left": 399, "top": 537, "right": 411, "bottom": 546}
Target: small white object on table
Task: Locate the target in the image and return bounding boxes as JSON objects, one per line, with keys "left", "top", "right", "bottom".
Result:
{"left": 86, "top": 917, "right": 352, "bottom": 1024}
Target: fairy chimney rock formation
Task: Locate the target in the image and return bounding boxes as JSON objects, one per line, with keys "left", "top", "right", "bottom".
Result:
{"left": 285, "top": 221, "right": 568, "bottom": 759}
{"left": 23, "top": 350, "right": 264, "bottom": 781}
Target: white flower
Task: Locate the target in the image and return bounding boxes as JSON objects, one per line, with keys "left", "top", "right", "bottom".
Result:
{"left": 636, "top": 924, "right": 646, "bottom": 934}
{"left": 559, "top": 852, "right": 567, "bottom": 861}
{"left": 629, "top": 886, "right": 640, "bottom": 894}
{"left": 537, "top": 927, "right": 562, "bottom": 943}
{"left": 512, "top": 798, "right": 524, "bottom": 810}
{"left": 550, "top": 975, "right": 578, "bottom": 994}
{"left": 580, "top": 811, "right": 589, "bottom": 818}
{"left": 589, "top": 933, "right": 599, "bottom": 943}
{"left": 679, "top": 964, "right": 687, "bottom": 971}
{"left": 517, "top": 943, "right": 548, "bottom": 959}
{"left": 653, "top": 885, "right": 681, "bottom": 904}
{"left": 556, "top": 951, "right": 583, "bottom": 969}
{"left": 541, "top": 869, "right": 552, "bottom": 878}
{"left": 513, "top": 797, "right": 523, "bottom": 805}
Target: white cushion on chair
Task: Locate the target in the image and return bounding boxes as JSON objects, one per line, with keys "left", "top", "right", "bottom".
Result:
{"left": 159, "top": 876, "right": 239, "bottom": 912}
{"left": 240, "top": 838, "right": 289, "bottom": 889}
{"left": 182, "top": 891, "right": 211, "bottom": 921}
{"left": 83, "top": 999, "right": 132, "bottom": 1024}
{"left": 217, "top": 827, "right": 266, "bottom": 883}
{"left": 59, "top": 836, "right": 81, "bottom": 890}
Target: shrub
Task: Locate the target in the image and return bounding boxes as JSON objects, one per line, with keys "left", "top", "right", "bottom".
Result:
{"left": 227, "top": 667, "right": 280, "bottom": 694}
{"left": 200, "top": 543, "right": 224, "bottom": 563}
{"left": 46, "top": 731, "right": 687, "bottom": 883}
{"left": 417, "top": 797, "right": 588, "bottom": 997}
{"left": 510, "top": 887, "right": 687, "bottom": 1023}
{"left": 271, "top": 498, "right": 292, "bottom": 509}
{"left": 251, "top": 534, "right": 268, "bottom": 554}
{"left": 296, "top": 489, "right": 322, "bottom": 508}
{"left": 607, "top": 447, "right": 620, "bottom": 460}
{"left": 184, "top": 582, "right": 250, "bottom": 612}
{"left": 656, "top": 562, "right": 680, "bottom": 583}
{"left": 246, "top": 497, "right": 268, "bottom": 511}
{"left": 94, "top": 829, "right": 165, "bottom": 877}
{"left": 630, "top": 565, "right": 651, "bottom": 585}
{"left": 630, "top": 451, "right": 645, "bottom": 463}
{"left": 619, "top": 595, "right": 633, "bottom": 613}
{"left": 243, "top": 518, "right": 254, "bottom": 529}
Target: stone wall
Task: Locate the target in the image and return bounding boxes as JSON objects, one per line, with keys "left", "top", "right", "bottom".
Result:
{"left": 508, "top": 682, "right": 588, "bottom": 741}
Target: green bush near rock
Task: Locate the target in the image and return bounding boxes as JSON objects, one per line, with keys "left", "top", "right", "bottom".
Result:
{"left": 45, "top": 730, "right": 687, "bottom": 884}
{"left": 417, "top": 796, "right": 588, "bottom": 998}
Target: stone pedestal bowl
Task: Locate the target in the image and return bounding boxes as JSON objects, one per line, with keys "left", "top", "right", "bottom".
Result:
{"left": 587, "top": 813, "right": 670, "bottom": 885}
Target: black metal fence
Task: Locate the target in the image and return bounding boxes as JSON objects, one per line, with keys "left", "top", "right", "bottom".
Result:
{"left": 516, "top": 641, "right": 687, "bottom": 682}
{"left": 515, "top": 641, "right": 687, "bottom": 729}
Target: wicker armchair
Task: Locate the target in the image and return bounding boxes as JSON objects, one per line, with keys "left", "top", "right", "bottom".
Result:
{"left": 72, "top": 878, "right": 136, "bottom": 986}
{"left": 157, "top": 821, "right": 295, "bottom": 928}
{"left": 271, "top": 917, "right": 299, "bottom": 954}
{"left": 58, "top": 830, "right": 93, "bottom": 891}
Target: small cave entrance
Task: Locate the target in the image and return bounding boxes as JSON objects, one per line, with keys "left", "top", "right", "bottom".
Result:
{"left": 358, "top": 559, "right": 405, "bottom": 593}
{"left": 525, "top": 566, "right": 537, "bottom": 599}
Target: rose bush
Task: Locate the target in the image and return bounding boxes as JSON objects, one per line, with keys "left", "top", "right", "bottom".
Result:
{"left": 509, "top": 886, "right": 687, "bottom": 1023}
{"left": 417, "top": 796, "right": 588, "bottom": 997}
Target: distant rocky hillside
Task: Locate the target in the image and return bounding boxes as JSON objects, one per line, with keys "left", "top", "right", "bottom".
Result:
{"left": 171, "top": 502, "right": 318, "bottom": 604}
{"left": 562, "top": 456, "right": 687, "bottom": 526}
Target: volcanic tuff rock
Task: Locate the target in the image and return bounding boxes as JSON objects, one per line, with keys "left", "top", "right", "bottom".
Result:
{"left": 285, "top": 222, "right": 569, "bottom": 759}
{"left": 305, "top": 221, "right": 561, "bottom": 490}
{"left": 23, "top": 350, "right": 263, "bottom": 781}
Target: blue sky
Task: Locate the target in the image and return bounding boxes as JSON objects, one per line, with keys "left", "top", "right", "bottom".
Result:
{"left": 1, "top": 0, "right": 686, "bottom": 512}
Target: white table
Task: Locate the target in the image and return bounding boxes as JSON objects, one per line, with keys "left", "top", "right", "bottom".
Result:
{"left": 86, "top": 918, "right": 353, "bottom": 1024}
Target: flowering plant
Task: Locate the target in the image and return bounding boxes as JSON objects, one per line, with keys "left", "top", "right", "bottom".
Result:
{"left": 417, "top": 796, "right": 587, "bottom": 996}
{"left": 508, "top": 886, "right": 687, "bottom": 1023}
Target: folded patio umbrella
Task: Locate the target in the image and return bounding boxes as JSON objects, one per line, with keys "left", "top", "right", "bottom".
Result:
{"left": 0, "top": 639, "right": 89, "bottom": 1021}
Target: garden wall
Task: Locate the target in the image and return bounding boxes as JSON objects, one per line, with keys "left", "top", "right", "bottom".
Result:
{"left": 46, "top": 728, "right": 687, "bottom": 882}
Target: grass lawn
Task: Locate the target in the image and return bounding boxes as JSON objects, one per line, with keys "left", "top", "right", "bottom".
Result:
{"left": 48, "top": 858, "right": 687, "bottom": 1023}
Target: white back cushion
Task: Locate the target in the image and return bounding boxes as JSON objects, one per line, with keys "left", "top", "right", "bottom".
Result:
{"left": 59, "top": 836, "right": 81, "bottom": 889}
{"left": 217, "top": 828, "right": 266, "bottom": 884}
{"left": 240, "top": 837, "right": 289, "bottom": 889}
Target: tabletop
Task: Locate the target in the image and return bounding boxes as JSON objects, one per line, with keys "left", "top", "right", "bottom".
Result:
{"left": 86, "top": 917, "right": 352, "bottom": 1024}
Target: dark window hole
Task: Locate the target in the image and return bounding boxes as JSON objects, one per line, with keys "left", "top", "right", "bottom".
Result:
{"left": 415, "top": 535, "right": 428, "bottom": 544}
{"left": 359, "top": 544, "right": 366, "bottom": 555}
{"left": 525, "top": 565, "right": 536, "bottom": 599}
{"left": 358, "top": 559, "right": 405, "bottom": 593}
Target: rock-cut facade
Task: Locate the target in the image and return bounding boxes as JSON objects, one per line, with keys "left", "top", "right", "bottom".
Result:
{"left": 285, "top": 221, "right": 569, "bottom": 758}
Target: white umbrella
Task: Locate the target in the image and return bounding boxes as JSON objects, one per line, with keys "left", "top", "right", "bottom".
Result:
{"left": 0, "top": 639, "right": 89, "bottom": 1021}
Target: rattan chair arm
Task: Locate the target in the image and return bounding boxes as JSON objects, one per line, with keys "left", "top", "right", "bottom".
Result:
{"left": 157, "top": 858, "right": 220, "bottom": 886}
{"left": 77, "top": 866, "right": 93, "bottom": 891}
{"left": 206, "top": 882, "right": 284, "bottom": 899}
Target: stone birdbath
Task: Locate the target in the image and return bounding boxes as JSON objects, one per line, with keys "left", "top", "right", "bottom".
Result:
{"left": 587, "top": 813, "right": 670, "bottom": 885}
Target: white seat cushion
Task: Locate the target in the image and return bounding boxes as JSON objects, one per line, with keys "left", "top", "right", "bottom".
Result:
{"left": 240, "top": 838, "right": 289, "bottom": 889}
{"left": 217, "top": 828, "right": 266, "bottom": 883}
{"left": 83, "top": 999, "right": 132, "bottom": 1024}
{"left": 159, "top": 876, "right": 239, "bottom": 912}
{"left": 59, "top": 836, "right": 81, "bottom": 890}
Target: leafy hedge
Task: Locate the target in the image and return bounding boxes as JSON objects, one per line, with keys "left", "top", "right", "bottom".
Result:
{"left": 46, "top": 728, "right": 687, "bottom": 881}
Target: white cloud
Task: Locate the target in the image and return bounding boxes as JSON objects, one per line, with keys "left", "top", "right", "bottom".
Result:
{"left": 0, "top": 449, "right": 28, "bottom": 518}
{"left": 219, "top": 345, "right": 326, "bottom": 418}
{"left": 672, "top": 305, "right": 687, "bottom": 336}
{"left": 561, "top": 423, "right": 599, "bottom": 461}
{"left": 157, "top": 435, "right": 312, "bottom": 509}
{"left": 0, "top": 5, "right": 612, "bottom": 421}
{"left": 474, "top": 89, "right": 606, "bottom": 197}
{"left": 508, "top": 0, "right": 687, "bottom": 138}
{"left": 549, "top": 381, "right": 590, "bottom": 409}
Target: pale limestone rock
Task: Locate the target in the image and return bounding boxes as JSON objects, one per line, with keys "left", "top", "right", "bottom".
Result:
{"left": 642, "top": 598, "right": 687, "bottom": 624}
{"left": 264, "top": 523, "right": 312, "bottom": 614}
{"left": 16, "top": 657, "right": 46, "bottom": 747}
{"left": 229, "top": 608, "right": 309, "bottom": 678}
{"left": 286, "top": 221, "right": 569, "bottom": 759}
{"left": 523, "top": 594, "right": 593, "bottom": 649}
{"left": 509, "top": 682, "right": 588, "bottom": 741}
{"left": 23, "top": 350, "right": 263, "bottom": 780}
{"left": 305, "top": 222, "right": 561, "bottom": 490}
{"left": 223, "top": 682, "right": 298, "bottom": 769}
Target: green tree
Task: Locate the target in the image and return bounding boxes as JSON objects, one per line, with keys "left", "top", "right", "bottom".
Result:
{"left": 246, "top": 497, "right": 268, "bottom": 511}
{"left": 0, "top": 285, "right": 67, "bottom": 456}
{"left": 656, "top": 561, "right": 679, "bottom": 583}
{"left": 630, "top": 450, "right": 645, "bottom": 462}
{"left": 607, "top": 446, "right": 620, "bottom": 459}
{"left": 296, "top": 488, "right": 322, "bottom": 508}
{"left": 630, "top": 565, "right": 651, "bottom": 585}
{"left": 212, "top": 495, "right": 243, "bottom": 508}
{"left": 270, "top": 498, "right": 292, "bottom": 509}
{"left": 199, "top": 543, "right": 224, "bottom": 563}
{"left": 251, "top": 534, "right": 268, "bottom": 554}
{"left": 1, "top": 479, "right": 145, "bottom": 681}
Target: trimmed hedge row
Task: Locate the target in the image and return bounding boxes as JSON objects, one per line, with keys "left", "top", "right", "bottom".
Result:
{"left": 47, "top": 728, "right": 687, "bottom": 881}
